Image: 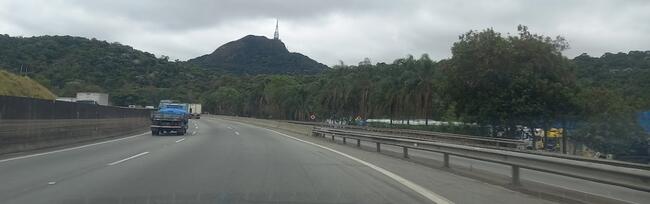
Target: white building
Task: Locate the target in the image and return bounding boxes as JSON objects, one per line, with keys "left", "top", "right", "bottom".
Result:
{"left": 76, "top": 92, "right": 109, "bottom": 106}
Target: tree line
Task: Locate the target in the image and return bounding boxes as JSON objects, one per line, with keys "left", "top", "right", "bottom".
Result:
{"left": 202, "top": 26, "right": 649, "bottom": 157}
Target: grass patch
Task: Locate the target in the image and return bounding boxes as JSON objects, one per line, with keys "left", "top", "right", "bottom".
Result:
{"left": 0, "top": 69, "right": 56, "bottom": 100}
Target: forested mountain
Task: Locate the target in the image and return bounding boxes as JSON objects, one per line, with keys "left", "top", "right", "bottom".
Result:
{"left": 0, "top": 34, "right": 211, "bottom": 106}
{"left": 188, "top": 35, "right": 328, "bottom": 75}
{"left": 0, "top": 34, "right": 327, "bottom": 105}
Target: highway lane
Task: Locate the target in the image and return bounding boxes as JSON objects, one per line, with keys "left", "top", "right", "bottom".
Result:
{"left": 0, "top": 118, "right": 558, "bottom": 204}
{"left": 0, "top": 119, "right": 429, "bottom": 203}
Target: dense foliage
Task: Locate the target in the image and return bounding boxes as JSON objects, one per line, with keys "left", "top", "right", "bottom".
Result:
{"left": 201, "top": 56, "right": 448, "bottom": 122}
{"left": 572, "top": 51, "right": 650, "bottom": 155}
{"left": 574, "top": 51, "right": 650, "bottom": 109}
{"left": 445, "top": 26, "right": 578, "bottom": 137}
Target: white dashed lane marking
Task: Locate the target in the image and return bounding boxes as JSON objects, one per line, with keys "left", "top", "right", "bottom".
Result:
{"left": 107, "top": 152, "right": 149, "bottom": 166}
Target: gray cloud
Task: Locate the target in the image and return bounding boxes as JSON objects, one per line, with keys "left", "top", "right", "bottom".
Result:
{"left": 1, "top": 0, "right": 649, "bottom": 66}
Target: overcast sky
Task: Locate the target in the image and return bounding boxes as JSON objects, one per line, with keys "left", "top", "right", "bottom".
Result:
{"left": 1, "top": 0, "right": 648, "bottom": 66}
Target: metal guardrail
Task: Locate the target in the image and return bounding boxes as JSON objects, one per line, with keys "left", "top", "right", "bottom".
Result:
{"left": 348, "top": 125, "right": 526, "bottom": 148}
{"left": 312, "top": 127, "right": 650, "bottom": 192}
{"left": 290, "top": 120, "right": 650, "bottom": 170}
{"left": 286, "top": 121, "right": 525, "bottom": 148}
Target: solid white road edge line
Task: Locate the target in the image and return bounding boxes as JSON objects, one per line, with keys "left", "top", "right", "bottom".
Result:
{"left": 262, "top": 128, "right": 454, "bottom": 204}
{"left": 175, "top": 138, "right": 186, "bottom": 143}
{"left": 0, "top": 132, "right": 149, "bottom": 164}
{"left": 107, "top": 151, "right": 149, "bottom": 166}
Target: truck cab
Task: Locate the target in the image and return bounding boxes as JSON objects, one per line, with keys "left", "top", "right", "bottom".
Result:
{"left": 150, "top": 103, "right": 189, "bottom": 135}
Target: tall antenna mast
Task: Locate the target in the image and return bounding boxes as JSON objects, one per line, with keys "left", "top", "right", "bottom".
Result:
{"left": 273, "top": 19, "right": 279, "bottom": 40}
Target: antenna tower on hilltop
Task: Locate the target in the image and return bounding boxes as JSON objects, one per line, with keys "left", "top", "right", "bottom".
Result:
{"left": 273, "top": 19, "right": 279, "bottom": 40}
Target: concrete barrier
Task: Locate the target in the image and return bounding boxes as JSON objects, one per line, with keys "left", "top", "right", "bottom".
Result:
{"left": 0, "top": 96, "right": 151, "bottom": 155}
{"left": 0, "top": 118, "right": 149, "bottom": 154}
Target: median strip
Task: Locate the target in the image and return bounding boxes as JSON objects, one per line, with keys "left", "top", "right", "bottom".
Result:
{"left": 107, "top": 152, "right": 149, "bottom": 166}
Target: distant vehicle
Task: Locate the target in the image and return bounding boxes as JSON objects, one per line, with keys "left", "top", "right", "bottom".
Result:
{"left": 76, "top": 100, "right": 98, "bottom": 105}
{"left": 189, "top": 103, "right": 202, "bottom": 119}
{"left": 150, "top": 107, "right": 189, "bottom": 135}
{"left": 55, "top": 97, "right": 76, "bottom": 102}
{"left": 128, "top": 105, "right": 136, "bottom": 108}
{"left": 158, "top": 99, "right": 177, "bottom": 109}
{"left": 145, "top": 106, "right": 155, "bottom": 109}
{"left": 76, "top": 92, "right": 109, "bottom": 106}
{"left": 532, "top": 128, "right": 563, "bottom": 151}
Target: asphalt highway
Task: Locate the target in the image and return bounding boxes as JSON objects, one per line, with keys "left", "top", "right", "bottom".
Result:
{"left": 0, "top": 118, "right": 560, "bottom": 204}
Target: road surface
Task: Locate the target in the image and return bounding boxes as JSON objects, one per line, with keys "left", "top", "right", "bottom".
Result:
{"left": 0, "top": 117, "right": 558, "bottom": 204}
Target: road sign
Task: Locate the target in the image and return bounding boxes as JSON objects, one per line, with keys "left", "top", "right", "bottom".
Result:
{"left": 310, "top": 114, "right": 316, "bottom": 120}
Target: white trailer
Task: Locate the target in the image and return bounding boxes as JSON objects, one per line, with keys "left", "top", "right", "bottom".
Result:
{"left": 76, "top": 92, "right": 109, "bottom": 106}
{"left": 189, "top": 103, "right": 202, "bottom": 119}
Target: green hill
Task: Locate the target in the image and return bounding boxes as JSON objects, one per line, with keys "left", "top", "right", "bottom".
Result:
{"left": 0, "top": 69, "right": 56, "bottom": 100}
{"left": 0, "top": 34, "right": 328, "bottom": 106}
{"left": 574, "top": 51, "right": 650, "bottom": 108}
{"left": 188, "top": 35, "right": 328, "bottom": 75}
{"left": 0, "top": 34, "right": 209, "bottom": 106}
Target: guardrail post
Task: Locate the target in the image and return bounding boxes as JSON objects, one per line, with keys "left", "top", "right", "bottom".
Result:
{"left": 331, "top": 134, "right": 335, "bottom": 141}
{"left": 403, "top": 147, "right": 409, "bottom": 158}
{"left": 356, "top": 139, "right": 361, "bottom": 147}
{"left": 343, "top": 137, "right": 346, "bottom": 144}
{"left": 443, "top": 153, "right": 450, "bottom": 168}
{"left": 512, "top": 165, "right": 520, "bottom": 186}
{"left": 376, "top": 142, "right": 381, "bottom": 152}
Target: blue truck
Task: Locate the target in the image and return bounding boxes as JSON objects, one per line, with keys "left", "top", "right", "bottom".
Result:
{"left": 150, "top": 102, "right": 190, "bottom": 135}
